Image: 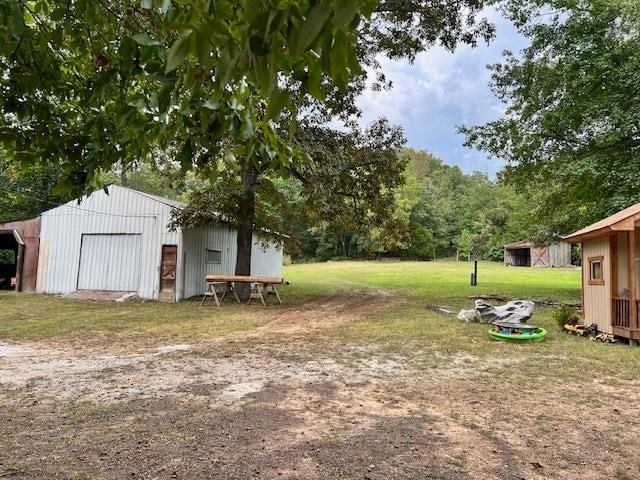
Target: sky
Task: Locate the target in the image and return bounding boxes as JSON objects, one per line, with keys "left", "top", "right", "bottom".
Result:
{"left": 356, "top": 10, "right": 530, "bottom": 177}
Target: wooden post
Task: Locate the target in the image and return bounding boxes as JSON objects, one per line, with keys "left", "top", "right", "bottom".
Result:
{"left": 629, "top": 230, "right": 637, "bottom": 331}
{"left": 474, "top": 259, "right": 478, "bottom": 284}
{"left": 610, "top": 234, "right": 617, "bottom": 327}
{"left": 15, "top": 243, "right": 24, "bottom": 292}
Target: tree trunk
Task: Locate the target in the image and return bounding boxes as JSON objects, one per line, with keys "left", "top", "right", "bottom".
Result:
{"left": 121, "top": 160, "right": 127, "bottom": 185}
{"left": 234, "top": 161, "right": 258, "bottom": 301}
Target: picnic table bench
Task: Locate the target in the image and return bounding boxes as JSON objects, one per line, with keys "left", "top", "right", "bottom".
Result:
{"left": 202, "top": 275, "right": 283, "bottom": 306}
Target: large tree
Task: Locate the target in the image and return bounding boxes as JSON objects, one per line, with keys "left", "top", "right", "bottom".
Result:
{"left": 0, "top": 155, "right": 70, "bottom": 222}
{"left": 462, "top": 0, "right": 640, "bottom": 237}
{"left": 1, "top": 0, "right": 494, "bottom": 295}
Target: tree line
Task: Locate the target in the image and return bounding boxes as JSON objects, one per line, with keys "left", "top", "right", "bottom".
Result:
{"left": 0, "top": 146, "right": 534, "bottom": 263}
{"left": 1, "top": 0, "right": 638, "bottom": 273}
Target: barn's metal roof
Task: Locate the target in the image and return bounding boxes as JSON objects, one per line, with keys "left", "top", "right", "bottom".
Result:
{"left": 129, "top": 188, "right": 185, "bottom": 209}
{"left": 563, "top": 202, "right": 640, "bottom": 243}
{"left": 504, "top": 240, "right": 533, "bottom": 249}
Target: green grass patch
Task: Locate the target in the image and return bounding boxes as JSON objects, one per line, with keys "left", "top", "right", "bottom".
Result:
{"left": 283, "top": 260, "right": 581, "bottom": 302}
{"left": 0, "top": 293, "right": 270, "bottom": 340}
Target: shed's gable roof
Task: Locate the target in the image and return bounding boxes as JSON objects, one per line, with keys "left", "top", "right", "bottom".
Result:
{"left": 504, "top": 240, "right": 533, "bottom": 249}
{"left": 41, "top": 185, "right": 184, "bottom": 218}
{"left": 504, "top": 240, "right": 568, "bottom": 249}
{"left": 132, "top": 189, "right": 185, "bottom": 209}
{"left": 564, "top": 202, "right": 640, "bottom": 243}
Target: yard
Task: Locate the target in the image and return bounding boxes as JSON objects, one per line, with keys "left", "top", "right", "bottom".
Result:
{"left": 1, "top": 261, "right": 639, "bottom": 480}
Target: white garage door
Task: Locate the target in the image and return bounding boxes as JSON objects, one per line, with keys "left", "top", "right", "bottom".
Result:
{"left": 77, "top": 234, "right": 142, "bottom": 291}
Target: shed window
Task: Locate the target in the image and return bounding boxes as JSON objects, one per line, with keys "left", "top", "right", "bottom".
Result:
{"left": 588, "top": 256, "right": 604, "bottom": 285}
{"left": 206, "top": 249, "right": 222, "bottom": 264}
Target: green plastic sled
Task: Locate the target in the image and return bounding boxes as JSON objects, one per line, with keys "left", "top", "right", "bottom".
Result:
{"left": 488, "top": 326, "right": 547, "bottom": 343}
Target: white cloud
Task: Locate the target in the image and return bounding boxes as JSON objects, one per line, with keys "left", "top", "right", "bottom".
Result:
{"left": 356, "top": 13, "right": 528, "bottom": 176}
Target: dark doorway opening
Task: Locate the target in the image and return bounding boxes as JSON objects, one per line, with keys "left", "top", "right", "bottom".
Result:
{"left": 511, "top": 248, "right": 531, "bottom": 267}
{"left": 0, "top": 230, "right": 23, "bottom": 290}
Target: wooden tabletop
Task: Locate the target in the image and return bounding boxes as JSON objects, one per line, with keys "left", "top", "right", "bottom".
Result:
{"left": 205, "top": 275, "right": 283, "bottom": 284}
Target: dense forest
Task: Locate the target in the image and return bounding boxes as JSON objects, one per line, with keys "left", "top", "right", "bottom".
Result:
{"left": 1, "top": 148, "right": 537, "bottom": 263}
{"left": 289, "top": 149, "right": 532, "bottom": 262}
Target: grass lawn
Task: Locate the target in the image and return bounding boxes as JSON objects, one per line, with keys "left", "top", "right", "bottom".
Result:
{"left": 1, "top": 260, "right": 640, "bottom": 480}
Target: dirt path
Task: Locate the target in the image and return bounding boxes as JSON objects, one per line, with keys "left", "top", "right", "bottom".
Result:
{"left": 250, "top": 288, "right": 404, "bottom": 335}
{"left": 0, "top": 290, "right": 404, "bottom": 402}
{"left": 2, "top": 292, "right": 640, "bottom": 479}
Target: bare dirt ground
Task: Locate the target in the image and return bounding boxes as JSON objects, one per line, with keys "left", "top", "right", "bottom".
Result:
{"left": 1, "top": 293, "right": 640, "bottom": 480}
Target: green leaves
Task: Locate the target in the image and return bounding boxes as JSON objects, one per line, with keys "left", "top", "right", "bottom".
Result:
{"left": 333, "top": 0, "right": 360, "bottom": 28}
{"left": 195, "top": 29, "right": 212, "bottom": 65}
{"left": 0, "top": 0, "right": 377, "bottom": 203}
{"left": 0, "top": 0, "right": 25, "bottom": 55}
{"left": 166, "top": 34, "right": 190, "bottom": 73}
{"left": 265, "top": 89, "right": 290, "bottom": 120}
{"left": 291, "top": 1, "right": 333, "bottom": 54}
{"left": 178, "top": 139, "right": 192, "bottom": 171}
{"left": 249, "top": 35, "right": 269, "bottom": 56}
{"left": 132, "top": 33, "right": 159, "bottom": 46}
{"left": 464, "top": 0, "right": 640, "bottom": 236}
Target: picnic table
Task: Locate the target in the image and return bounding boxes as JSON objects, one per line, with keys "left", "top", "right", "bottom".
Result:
{"left": 202, "top": 275, "right": 283, "bottom": 306}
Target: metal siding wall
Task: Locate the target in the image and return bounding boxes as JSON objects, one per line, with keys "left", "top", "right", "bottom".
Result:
{"left": 108, "top": 235, "right": 143, "bottom": 291}
{"left": 251, "top": 236, "right": 283, "bottom": 278}
{"left": 181, "top": 227, "right": 283, "bottom": 298}
{"left": 77, "top": 235, "right": 110, "bottom": 290}
{"left": 77, "top": 234, "right": 142, "bottom": 291}
{"left": 583, "top": 237, "right": 612, "bottom": 333}
{"left": 38, "top": 186, "right": 180, "bottom": 299}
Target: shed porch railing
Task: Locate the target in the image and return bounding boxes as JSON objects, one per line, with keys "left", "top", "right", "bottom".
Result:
{"left": 612, "top": 298, "right": 640, "bottom": 328}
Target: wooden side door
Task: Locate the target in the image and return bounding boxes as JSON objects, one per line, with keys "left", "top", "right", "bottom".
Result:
{"left": 531, "top": 247, "right": 550, "bottom": 267}
{"left": 159, "top": 245, "right": 177, "bottom": 302}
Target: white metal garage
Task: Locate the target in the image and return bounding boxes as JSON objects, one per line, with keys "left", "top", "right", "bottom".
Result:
{"left": 34, "top": 185, "right": 284, "bottom": 301}
{"left": 77, "top": 234, "right": 142, "bottom": 291}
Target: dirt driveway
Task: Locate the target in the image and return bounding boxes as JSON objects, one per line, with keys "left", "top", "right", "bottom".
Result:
{"left": 1, "top": 293, "right": 639, "bottom": 479}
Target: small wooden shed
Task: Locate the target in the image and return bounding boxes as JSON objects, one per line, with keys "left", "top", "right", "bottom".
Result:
{"left": 503, "top": 240, "right": 572, "bottom": 267}
{"left": 564, "top": 203, "right": 640, "bottom": 342}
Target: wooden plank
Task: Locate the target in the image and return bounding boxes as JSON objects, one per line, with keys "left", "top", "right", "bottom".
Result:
{"left": 631, "top": 231, "right": 637, "bottom": 330}
{"left": 426, "top": 303, "right": 455, "bottom": 316}
{"left": 613, "top": 326, "right": 631, "bottom": 337}
{"left": 468, "top": 294, "right": 580, "bottom": 308}
{"left": 205, "top": 274, "right": 283, "bottom": 284}
{"left": 610, "top": 234, "right": 618, "bottom": 327}
{"left": 580, "top": 243, "right": 585, "bottom": 316}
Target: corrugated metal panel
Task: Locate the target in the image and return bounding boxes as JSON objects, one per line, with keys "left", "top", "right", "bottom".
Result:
{"left": 77, "top": 234, "right": 142, "bottom": 291}
{"left": 182, "top": 226, "right": 283, "bottom": 298}
{"left": 583, "top": 237, "right": 612, "bottom": 332}
{"left": 251, "top": 238, "right": 283, "bottom": 278}
{"left": 38, "top": 185, "right": 181, "bottom": 300}
{"left": 182, "top": 225, "right": 237, "bottom": 298}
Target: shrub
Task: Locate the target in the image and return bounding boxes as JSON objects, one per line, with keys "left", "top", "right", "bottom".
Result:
{"left": 554, "top": 305, "right": 579, "bottom": 329}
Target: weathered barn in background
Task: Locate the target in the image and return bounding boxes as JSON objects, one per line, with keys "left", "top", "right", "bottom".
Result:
{"left": 503, "top": 240, "right": 572, "bottom": 267}
{"left": 2, "top": 186, "right": 283, "bottom": 301}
